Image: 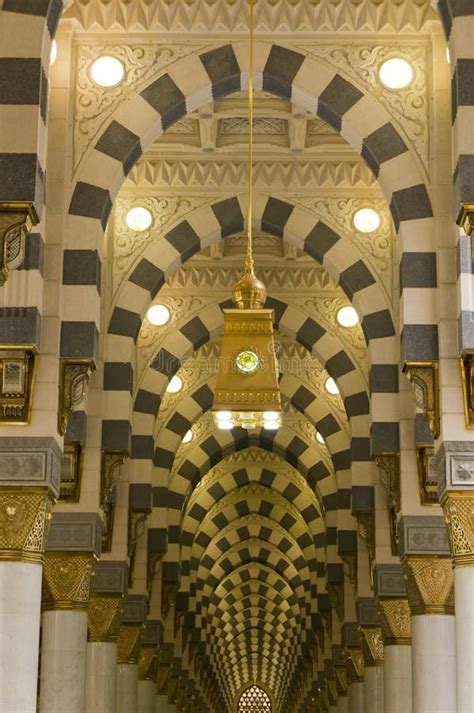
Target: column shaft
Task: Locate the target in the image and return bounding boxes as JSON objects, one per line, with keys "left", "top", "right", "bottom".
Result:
{"left": 412, "top": 614, "right": 456, "bottom": 713}
{"left": 0, "top": 562, "right": 42, "bottom": 713}
{"left": 455, "top": 566, "right": 474, "bottom": 713}
{"left": 84, "top": 641, "right": 117, "bottom": 713}
{"left": 39, "top": 609, "right": 88, "bottom": 713}
{"left": 347, "top": 681, "right": 364, "bottom": 713}
{"left": 364, "top": 666, "right": 384, "bottom": 713}
{"left": 116, "top": 663, "right": 139, "bottom": 713}
{"left": 383, "top": 645, "right": 412, "bottom": 713}
{"left": 137, "top": 680, "right": 156, "bottom": 713}
{"left": 336, "top": 697, "right": 348, "bottom": 713}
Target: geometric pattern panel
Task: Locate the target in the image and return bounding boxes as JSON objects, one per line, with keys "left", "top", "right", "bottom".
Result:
{"left": 238, "top": 685, "right": 272, "bottom": 713}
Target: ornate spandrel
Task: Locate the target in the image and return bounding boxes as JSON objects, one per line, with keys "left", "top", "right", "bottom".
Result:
{"left": 0, "top": 203, "right": 38, "bottom": 285}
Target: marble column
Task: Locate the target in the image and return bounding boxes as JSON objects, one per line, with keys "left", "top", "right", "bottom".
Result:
{"left": 39, "top": 513, "right": 102, "bottom": 713}
{"left": 84, "top": 561, "right": 128, "bottom": 713}
{"left": 138, "top": 680, "right": 156, "bottom": 713}
{"left": 137, "top": 621, "right": 162, "bottom": 713}
{"left": 0, "top": 438, "right": 59, "bottom": 713}
{"left": 375, "top": 565, "right": 412, "bottom": 713}
{"left": 400, "top": 516, "right": 456, "bottom": 713}
{"left": 332, "top": 645, "right": 349, "bottom": 713}
{"left": 342, "top": 624, "right": 364, "bottom": 713}
{"left": 116, "top": 595, "right": 148, "bottom": 713}
{"left": 357, "top": 598, "right": 384, "bottom": 713}
{"left": 439, "top": 448, "right": 474, "bottom": 713}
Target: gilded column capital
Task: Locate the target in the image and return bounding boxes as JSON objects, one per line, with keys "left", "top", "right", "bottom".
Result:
{"left": 0, "top": 439, "right": 61, "bottom": 560}
{"left": 42, "top": 512, "right": 102, "bottom": 610}
{"left": 403, "top": 557, "right": 454, "bottom": 615}
{"left": 373, "top": 565, "right": 412, "bottom": 644}
{"left": 378, "top": 598, "right": 411, "bottom": 645}
{"left": 117, "top": 623, "right": 144, "bottom": 665}
{"left": 138, "top": 619, "right": 162, "bottom": 681}
{"left": 88, "top": 593, "right": 124, "bottom": 642}
{"left": 359, "top": 626, "right": 384, "bottom": 667}
{"left": 442, "top": 492, "right": 474, "bottom": 567}
{"left": 0, "top": 202, "right": 39, "bottom": 285}
{"left": 344, "top": 647, "right": 364, "bottom": 684}
{"left": 88, "top": 560, "right": 129, "bottom": 642}
{"left": 0, "top": 487, "right": 53, "bottom": 564}
{"left": 457, "top": 203, "right": 474, "bottom": 236}
{"left": 398, "top": 516, "right": 454, "bottom": 615}
{"left": 42, "top": 552, "right": 95, "bottom": 611}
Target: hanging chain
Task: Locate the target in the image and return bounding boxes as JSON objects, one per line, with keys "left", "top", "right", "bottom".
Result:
{"left": 245, "top": 0, "right": 255, "bottom": 277}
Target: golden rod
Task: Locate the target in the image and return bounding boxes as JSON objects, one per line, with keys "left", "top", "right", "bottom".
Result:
{"left": 245, "top": 0, "right": 255, "bottom": 277}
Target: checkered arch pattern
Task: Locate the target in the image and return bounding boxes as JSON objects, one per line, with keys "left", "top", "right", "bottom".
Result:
{"left": 436, "top": 1, "right": 474, "bottom": 353}
{"left": 0, "top": 0, "right": 68, "bottom": 347}
{"left": 66, "top": 41, "right": 436, "bottom": 368}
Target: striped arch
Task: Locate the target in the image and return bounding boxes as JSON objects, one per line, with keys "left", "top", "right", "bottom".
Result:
{"left": 0, "top": 0, "right": 67, "bottom": 213}
{"left": 127, "top": 298, "right": 372, "bottom": 473}
{"left": 107, "top": 195, "right": 397, "bottom": 449}
{"left": 181, "top": 485, "right": 321, "bottom": 594}
{"left": 0, "top": 0, "right": 69, "bottom": 347}
{"left": 65, "top": 40, "right": 436, "bottom": 369}
{"left": 207, "top": 565, "right": 303, "bottom": 704}
{"left": 436, "top": 1, "right": 474, "bottom": 354}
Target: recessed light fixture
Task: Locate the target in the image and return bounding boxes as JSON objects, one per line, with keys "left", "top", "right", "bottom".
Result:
{"left": 182, "top": 429, "right": 193, "bottom": 444}
{"left": 337, "top": 306, "right": 359, "bottom": 328}
{"left": 379, "top": 58, "right": 413, "bottom": 90}
{"left": 147, "top": 305, "right": 170, "bottom": 327}
{"left": 316, "top": 431, "right": 325, "bottom": 445}
{"left": 126, "top": 206, "right": 153, "bottom": 232}
{"left": 50, "top": 40, "right": 58, "bottom": 66}
{"left": 166, "top": 375, "right": 182, "bottom": 394}
{"left": 353, "top": 208, "right": 381, "bottom": 233}
{"left": 91, "top": 56, "right": 125, "bottom": 87}
{"left": 325, "top": 377, "right": 339, "bottom": 395}
{"left": 218, "top": 421, "right": 233, "bottom": 430}
{"left": 263, "top": 420, "right": 279, "bottom": 430}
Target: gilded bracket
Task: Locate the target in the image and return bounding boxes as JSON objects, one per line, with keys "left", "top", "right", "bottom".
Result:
{"left": 59, "top": 442, "right": 83, "bottom": 502}
{"left": 128, "top": 510, "right": 150, "bottom": 587}
{"left": 57, "top": 358, "right": 95, "bottom": 436}
{"left": 356, "top": 512, "right": 375, "bottom": 572}
{"left": 457, "top": 203, "right": 474, "bottom": 237}
{"left": 100, "top": 450, "right": 128, "bottom": 552}
{"left": 459, "top": 351, "right": 474, "bottom": 429}
{"left": 374, "top": 452, "right": 400, "bottom": 556}
{"left": 0, "top": 202, "right": 39, "bottom": 285}
{"left": 416, "top": 444, "right": 438, "bottom": 505}
{"left": 402, "top": 361, "right": 440, "bottom": 439}
{"left": 0, "top": 347, "right": 37, "bottom": 424}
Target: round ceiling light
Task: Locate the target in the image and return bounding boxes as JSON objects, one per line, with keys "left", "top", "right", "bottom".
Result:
{"left": 316, "top": 431, "right": 325, "bottom": 445}
{"left": 218, "top": 421, "right": 233, "bottom": 430}
{"left": 147, "top": 304, "right": 170, "bottom": 327}
{"left": 91, "top": 56, "right": 125, "bottom": 87}
{"left": 166, "top": 375, "right": 182, "bottom": 394}
{"left": 379, "top": 58, "right": 414, "bottom": 90}
{"left": 216, "top": 411, "right": 232, "bottom": 422}
{"left": 50, "top": 40, "right": 58, "bottom": 66}
{"left": 126, "top": 206, "right": 153, "bottom": 232}
{"left": 325, "top": 377, "right": 339, "bottom": 395}
{"left": 337, "top": 306, "right": 359, "bottom": 328}
{"left": 263, "top": 420, "right": 279, "bottom": 431}
{"left": 353, "top": 208, "right": 381, "bottom": 233}
{"left": 182, "top": 429, "right": 193, "bottom": 444}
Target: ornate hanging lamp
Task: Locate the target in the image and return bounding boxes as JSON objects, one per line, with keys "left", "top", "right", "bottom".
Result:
{"left": 212, "top": 0, "right": 281, "bottom": 432}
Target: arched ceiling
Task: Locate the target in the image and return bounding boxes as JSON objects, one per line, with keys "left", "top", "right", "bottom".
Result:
{"left": 52, "top": 2, "right": 444, "bottom": 710}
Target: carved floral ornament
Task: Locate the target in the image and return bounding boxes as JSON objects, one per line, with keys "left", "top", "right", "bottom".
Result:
{"left": 0, "top": 490, "right": 53, "bottom": 563}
